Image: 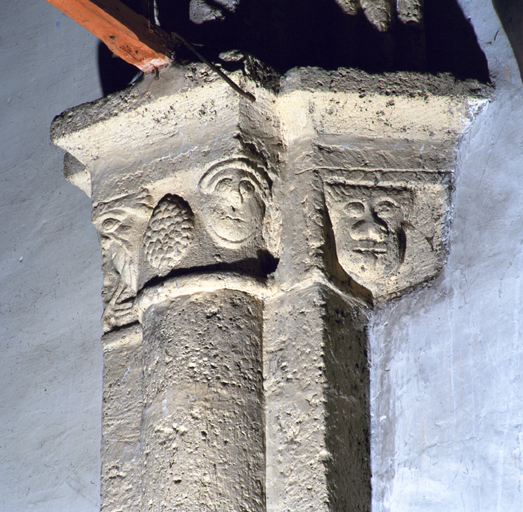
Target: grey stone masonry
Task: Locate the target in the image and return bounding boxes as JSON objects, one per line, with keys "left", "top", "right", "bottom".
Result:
{"left": 51, "top": 64, "right": 487, "bottom": 511}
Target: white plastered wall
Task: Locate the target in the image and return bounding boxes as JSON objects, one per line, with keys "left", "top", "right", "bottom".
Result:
{"left": 370, "top": 1, "right": 523, "bottom": 511}
{"left": 0, "top": 2, "right": 103, "bottom": 511}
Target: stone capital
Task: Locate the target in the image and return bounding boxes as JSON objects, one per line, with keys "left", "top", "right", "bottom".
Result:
{"left": 51, "top": 63, "right": 487, "bottom": 511}
{"left": 52, "top": 65, "right": 485, "bottom": 303}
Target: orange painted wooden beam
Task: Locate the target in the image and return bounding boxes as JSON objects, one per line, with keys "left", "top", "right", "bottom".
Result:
{"left": 46, "top": 0, "right": 175, "bottom": 72}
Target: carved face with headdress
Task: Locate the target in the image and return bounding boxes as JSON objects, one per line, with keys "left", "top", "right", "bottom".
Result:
{"left": 199, "top": 160, "right": 269, "bottom": 245}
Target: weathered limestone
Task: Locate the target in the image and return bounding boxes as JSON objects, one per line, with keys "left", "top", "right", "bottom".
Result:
{"left": 323, "top": 170, "right": 448, "bottom": 298}
{"left": 265, "top": 285, "right": 370, "bottom": 511}
{"left": 140, "top": 289, "right": 265, "bottom": 511}
{"left": 51, "top": 64, "right": 486, "bottom": 510}
{"left": 334, "top": 0, "right": 423, "bottom": 30}
{"left": 100, "top": 324, "right": 143, "bottom": 511}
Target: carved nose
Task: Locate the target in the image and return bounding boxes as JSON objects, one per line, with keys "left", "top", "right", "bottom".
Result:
{"left": 350, "top": 219, "right": 388, "bottom": 242}
{"left": 229, "top": 189, "right": 244, "bottom": 209}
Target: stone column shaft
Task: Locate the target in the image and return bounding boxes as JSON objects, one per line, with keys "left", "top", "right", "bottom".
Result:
{"left": 140, "top": 289, "right": 265, "bottom": 512}
{"left": 100, "top": 324, "right": 144, "bottom": 512}
{"left": 265, "top": 284, "right": 370, "bottom": 511}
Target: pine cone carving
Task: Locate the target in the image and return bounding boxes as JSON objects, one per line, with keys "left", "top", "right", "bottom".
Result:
{"left": 144, "top": 194, "right": 194, "bottom": 273}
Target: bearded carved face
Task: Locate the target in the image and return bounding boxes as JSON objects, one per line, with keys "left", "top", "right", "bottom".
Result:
{"left": 199, "top": 162, "right": 268, "bottom": 245}
{"left": 92, "top": 191, "right": 153, "bottom": 330}
{"left": 326, "top": 184, "right": 412, "bottom": 284}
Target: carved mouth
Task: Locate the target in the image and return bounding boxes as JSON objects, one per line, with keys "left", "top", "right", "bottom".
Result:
{"left": 225, "top": 215, "right": 244, "bottom": 222}
{"left": 353, "top": 244, "right": 388, "bottom": 255}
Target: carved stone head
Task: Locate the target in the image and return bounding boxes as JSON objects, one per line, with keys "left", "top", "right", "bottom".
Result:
{"left": 199, "top": 159, "right": 269, "bottom": 246}
{"left": 92, "top": 190, "right": 154, "bottom": 330}
{"left": 326, "top": 183, "right": 412, "bottom": 280}
{"left": 324, "top": 172, "right": 446, "bottom": 298}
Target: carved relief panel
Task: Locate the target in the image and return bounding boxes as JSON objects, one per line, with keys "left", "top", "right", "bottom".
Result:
{"left": 91, "top": 157, "right": 278, "bottom": 331}
{"left": 92, "top": 190, "right": 154, "bottom": 331}
{"left": 143, "top": 194, "right": 195, "bottom": 274}
{"left": 323, "top": 170, "right": 448, "bottom": 299}
{"left": 50, "top": 67, "right": 484, "bottom": 511}
{"left": 198, "top": 160, "right": 270, "bottom": 248}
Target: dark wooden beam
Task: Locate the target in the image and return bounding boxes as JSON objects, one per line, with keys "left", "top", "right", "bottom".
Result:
{"left": 46, "top": 0, "right": 175, "bottom": 72}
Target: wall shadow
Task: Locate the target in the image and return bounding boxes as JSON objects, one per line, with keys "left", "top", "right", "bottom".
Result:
{"left": 323, "top": 287, "right": 371, "bottom": 510}
{"left": 98, "top": 42, "right": 142, "bottom": 96}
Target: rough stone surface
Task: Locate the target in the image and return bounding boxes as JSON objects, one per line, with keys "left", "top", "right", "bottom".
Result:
{"left": 141, "top": 290, "right": 265, "bottom": 511}
{"left": 49, "top": 60, "right": 484, "bottom": 511}
{"left": 89, "top": 153, "right": 279, "bottom": 332}
{"left": 265, "top": 285, "right": 370, "bottom": 511}
{"left": 101, "top": 325, "right": 143, "bottom": 512}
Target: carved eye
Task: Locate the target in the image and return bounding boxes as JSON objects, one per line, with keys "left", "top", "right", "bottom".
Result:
{"left": 375, "top": 200, "right": 400, "bottom": 216}
{"left": 215, "top": 178, "right": 233, "bottom": 193}
{"left": 102, "top": 218, "right": 120, "bottom": 232}
{"left": 239, "top": 180, "right": 255, "bottom": 197}
{"left": 344, "top": 202, "right": 365, "bottom": 216}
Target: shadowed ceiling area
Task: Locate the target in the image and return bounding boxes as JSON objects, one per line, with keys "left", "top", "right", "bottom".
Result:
{"left": 99, "top": 0, "right": 490, "bottom": 95}
{"left": 493, "top": 0, "right": 523, "bottom": 82}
